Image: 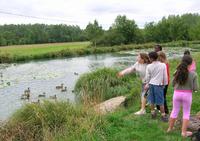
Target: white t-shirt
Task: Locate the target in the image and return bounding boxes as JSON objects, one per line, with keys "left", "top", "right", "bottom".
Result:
{"left": 121, "top": 62, "right": 148, "bottom": 83}
{"left": 145, "top": 61, "right": 168, "bottom": 85}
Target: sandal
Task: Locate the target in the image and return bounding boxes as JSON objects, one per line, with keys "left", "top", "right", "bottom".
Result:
{"left": 181, "top": 131, "right": 193, "bottom": 137}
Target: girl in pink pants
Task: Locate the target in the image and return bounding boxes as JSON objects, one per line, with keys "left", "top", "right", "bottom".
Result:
{"left": 167, "top": 55, "right": 198, "bottom": 137}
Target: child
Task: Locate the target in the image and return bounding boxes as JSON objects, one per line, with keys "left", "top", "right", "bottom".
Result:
{"left": 118, "top": 53, "right": 150, "bottom": 115}
{"left": 144, "top": 51, "right": 168, "bottom": 122}
{"left": 184, "top": 50, "right": 196, "bottom": 72}
{"left": 156, "top": 51, "right": 170, "bottom": 114}
{"left": 167, "top": 55, "right": 199, "bottom": 137}
{"left": 154, "top": 44, "right": 162, "bottom": 52}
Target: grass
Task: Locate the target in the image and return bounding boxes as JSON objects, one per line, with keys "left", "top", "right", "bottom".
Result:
{"left": 1, "top": 40, "right": 200, "bottom": 63}
{"left": 0, "top": 52, "right": 200, "bottom": 141}
{"left": 0, "top": 42, "right": 89, "bottom": 55}
{"left": 74, "top": 68, "right": 141, "bottom": 103}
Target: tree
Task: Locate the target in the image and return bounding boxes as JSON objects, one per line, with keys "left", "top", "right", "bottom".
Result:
{"left": 112, "top": 15, "right": 139, "bottom": 44}
{"left": 85, "top": 20, "right": 104, "bottom": 47}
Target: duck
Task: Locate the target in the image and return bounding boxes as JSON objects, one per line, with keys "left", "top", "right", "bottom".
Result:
{"left": 7, "top": 82, "right": 11, "bottom": 86}
{"left": 49, "top": 95, "right": 57, "bottom": 100}
{"left": 61, "top": 87, "right": 67, "bottom": 92}
{"left": 21, "top": 94, "right": 29, "bottom": 100}
{"left": 26, "top": 93, "right": 30, "bottom": 100}
{"left": 38, "top": 92, "right": 46, "bottom": 98}
{"left": 56, "top": 83, "right": 64, "bottom": 89}
{"left": 24, "top": 88, "right": 30, "bottom": 94}
{"left": 74, "top": 72, "right": 79, "bottom": 75}
{"left": 31, "top": 99, "right": 40, "bottom": 104}
{"left": 0, "top": 73, "right": 3, "bottom": 78}
{"left": 21, "top": 95, "right": 26, "bottom": 100}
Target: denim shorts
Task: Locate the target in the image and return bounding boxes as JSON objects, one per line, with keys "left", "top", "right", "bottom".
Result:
{"left": 148, "top": 84, "right": 164, "bottom": 105}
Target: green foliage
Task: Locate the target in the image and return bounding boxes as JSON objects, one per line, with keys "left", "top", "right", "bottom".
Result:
{"left": 0, "top": 101, "right": 106, "bottom": 141}
{"left": 75, "top": 68, "right": 141, "bottom": 102}
{"left": 112, "top": 15, "right": 139, "bottom": 44}
{"left": 85, "top": 20, "right": 104, "bottom": 47}
{"left": 0, "top": 24, "right": 87, "bottom": 46}
{"left": 144, "top": 13, "right": 200, "bottom": 42}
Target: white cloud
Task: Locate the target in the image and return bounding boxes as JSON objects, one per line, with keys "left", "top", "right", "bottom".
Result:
{"left": 0, "top": 0, "right": 199, "bottom": 29}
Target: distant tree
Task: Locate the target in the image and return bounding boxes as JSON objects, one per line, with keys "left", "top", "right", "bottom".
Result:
{"left": 96, "top": 29, "right": 125, "bottom": 46}
{"left": 85, "top": 20, "right": 104, "bottom": 47}
{"left": 112, "top": 15, "right": 139, "bottom": 44}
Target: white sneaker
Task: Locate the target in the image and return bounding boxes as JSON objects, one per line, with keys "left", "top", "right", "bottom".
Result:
{"left": 134, "top": 109, "right": 146, "bottom": 115}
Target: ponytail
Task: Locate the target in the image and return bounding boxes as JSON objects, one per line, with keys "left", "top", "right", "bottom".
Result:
{"left": 173, "top": 55, "right": 192, "bottom": 85}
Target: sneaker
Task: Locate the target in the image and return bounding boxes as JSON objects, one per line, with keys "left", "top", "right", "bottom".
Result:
{"left": 161, "top": 115, "right": 169, "bottom": 122}
{"left": 134, "top": 109, "right": 146, "bottom": 115}
{"left": 151, "top": 112, "right": 157, "bottom": 119}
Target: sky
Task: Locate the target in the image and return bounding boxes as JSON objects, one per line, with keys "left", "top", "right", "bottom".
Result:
{"left": 0, "top": 0, "right": 199, "bottom": 29}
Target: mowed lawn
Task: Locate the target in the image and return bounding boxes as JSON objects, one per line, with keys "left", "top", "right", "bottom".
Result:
{"left": 0, "top": 42, "right": 90, "bottom": 56}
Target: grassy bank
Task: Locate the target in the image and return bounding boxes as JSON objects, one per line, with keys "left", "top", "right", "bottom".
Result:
{"left": 74, "top": 68, "right": 141, "bottom": 103}
{"left": 0, "top": 40, "right": 200, "bottom": 63}
{"left": 0, "top": 53, "right": 200, "bottom": 141}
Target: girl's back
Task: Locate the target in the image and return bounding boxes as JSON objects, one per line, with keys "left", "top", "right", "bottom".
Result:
{"left": 173, "top": 71, "right": 198, "bottom": 92}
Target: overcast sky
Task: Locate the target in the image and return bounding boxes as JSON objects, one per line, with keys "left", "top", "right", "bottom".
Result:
{"left": 0, "top": 0, "right": 199, "bottom": 29}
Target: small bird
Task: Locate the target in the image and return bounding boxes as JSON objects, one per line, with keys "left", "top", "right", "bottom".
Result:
{"left": 61, "top": 87, "right": 67, "bottom": 92}
{"left": 74, "top": 72, "right": 79, "bottom": 75}
{"left": 7, "top": 82, "right": 10, "bottom": 86}
{"left": 0, "top": 73, "right": 3, "bottom": 78}
{"left": 31, "top": 99, "right": 40, "bottom": 104}
{"left": 21, "top": 94, "right": 29, "bottom": 100}
{"left": 72, "top": 90, "right": 75, "bottom": 93}
{"left": 38, "top": 92, "right": 46, "bottom": 98}
{"left": 56, "top": 83, "right": 64, "bottom": 89}
{"left": 49, "top": 95, "right": 57, "bottom": 100}
{"left": 24, "top": 88, "right": 30, "bottom": 94}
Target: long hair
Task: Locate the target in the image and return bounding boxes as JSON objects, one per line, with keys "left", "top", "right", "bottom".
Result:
{"left": 140, "top": 53, "right": 150, "bottom": 64}
{"left": 173, "top": 55, "right": 192, "bottom": 85}
{"left": 158, "top": 51, "right": 168, "bottom": 64}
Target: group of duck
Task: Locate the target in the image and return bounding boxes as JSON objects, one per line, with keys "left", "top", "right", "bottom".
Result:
{"left": 21, "top": 83, "right": 68, "bottom": 103}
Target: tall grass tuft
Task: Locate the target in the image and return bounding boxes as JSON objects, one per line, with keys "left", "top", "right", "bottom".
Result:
{"left": 75, "top": 68, "right": 141, "bottom": 104}
{"left": 0, "top": 101, "right": 106, "bottom": 141}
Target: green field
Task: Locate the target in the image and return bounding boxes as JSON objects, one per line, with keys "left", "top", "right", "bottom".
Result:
{"left": 0, "top": 53, "right": 199, "bottom": 141}
{"left": 0, "top": 42, "right": 90, "bottom": 56}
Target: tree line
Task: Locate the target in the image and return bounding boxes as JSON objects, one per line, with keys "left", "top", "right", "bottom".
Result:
{"left": 0, "top": 24, "right": 87, "bottom": 46}
{"left": 0, "top": 13, "right": 200, "bottom": 46}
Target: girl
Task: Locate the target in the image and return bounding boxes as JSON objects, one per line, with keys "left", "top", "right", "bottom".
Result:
{"left": 118, "top": 53, "right": 150, "bottom": 115}
{"left": 167, "top": 55, "right": 199, "bottom": 137}
{"left": 156, "top": 51, "right": 170, "bottom": 114}
{"left": 184, "top": 50, "right": 196, "bottom": 72}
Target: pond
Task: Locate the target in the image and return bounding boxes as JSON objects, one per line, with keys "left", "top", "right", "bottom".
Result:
{"left": 0, "top": 47, "right": 198, "bottom": 120}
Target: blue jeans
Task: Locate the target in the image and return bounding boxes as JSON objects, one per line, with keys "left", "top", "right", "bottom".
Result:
{"left": 148, "top": 84, "right": 164, "bottom": 105}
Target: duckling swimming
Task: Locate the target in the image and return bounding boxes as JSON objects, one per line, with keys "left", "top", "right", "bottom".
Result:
{"left": 61, "top": 87, "right": 67, "bottom": 92}
{"left": 38, "top": 92, "right": 46, "bottom": 98}
{"left": 21, "top": 94, "right": 29, "bottom": 100}
{"left": 74, "top": 72, "right": 79, "bottom": 75}
{"left": 49, "top": 95, "right": 57, "bottom": 100}
{"left": 31, "top": 99, "right": 40, "bottom": 104}
{"left": 24, "top": 88, "right": 30, "bottom": 94}
{"left": 56, "top": 83, "right": 64, "bottom": 89}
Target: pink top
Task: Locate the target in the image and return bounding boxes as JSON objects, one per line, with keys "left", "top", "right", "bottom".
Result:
{"left": 189, "top": 60, "right": 196, "bottom": 72}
